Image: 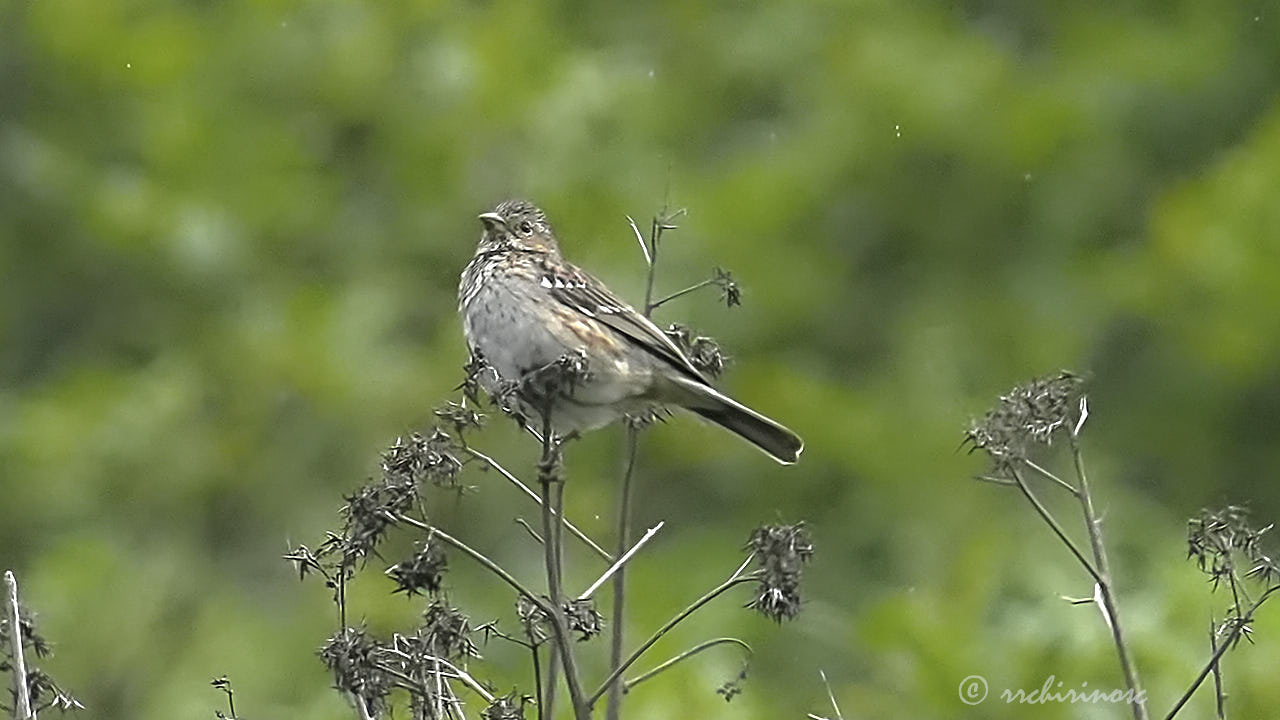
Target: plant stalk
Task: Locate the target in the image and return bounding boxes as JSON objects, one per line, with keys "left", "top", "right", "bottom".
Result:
{"left": 1070, "top": 441, "right": 1148, "bottom": 720}
{"left": 5, "top": 571, "right": 33, "bottom": 720}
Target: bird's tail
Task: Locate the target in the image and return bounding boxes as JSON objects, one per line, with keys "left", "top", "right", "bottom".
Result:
{"left": 663, "top": 375, "right": 803, "bottom": 465}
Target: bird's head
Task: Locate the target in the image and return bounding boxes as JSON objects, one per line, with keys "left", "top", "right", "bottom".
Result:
{"left": 476, "top": 199, "right": 560, "bottom": 256}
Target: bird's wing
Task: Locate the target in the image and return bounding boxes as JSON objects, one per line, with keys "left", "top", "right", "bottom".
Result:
{"left": 540, "top": 259, "right": 707, "bottom": 382}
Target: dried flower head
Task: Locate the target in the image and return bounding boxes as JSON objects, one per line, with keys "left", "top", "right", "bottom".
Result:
{"left": 482, "top": 691, "right": 531, "bottom": 720}
{"left": 25, "top": 668, "right": 84, "bottom": 713}
{"left": 1188, "top": 506, "right": 1279, "bottom": 589}
{"left": 716, "top": 663, "right": 749, "bottom": 702}
{"left": 0, "top": 594, "right": 81, "bottom": 715}
{"left": 386, "top": 540, "right": 448, "bottom": 596}
{"left": 382, "top": 429, "right": 464, "bottom": 489}
{"left": 665, "top": 324, "right": 727, "bottom": 379}
{"left": 460, "top": 353, "right": 494, "bottom": 405}
{"left": 421, "top": 601, "right": 480, "bottom": 660}
{"left": 434, "top": 401, "right": 485, "bottom": 437}
{"left": 319, "top": 626, "right": 391, "bottom": 716}
{"left": 965, "top": 371, "right": 1085, "bottom": 465}
{"left": 0, "top": 602, "right": 50, "bottom": 658}
{"left": 516, "top": 596, "right": 550, "bottom": 643}
{"left": 746, "top": 523, "right": 814, "bottom": 623}
{"left": 337, "top": 477, "right": 417, "bottom": 564}
{"left": 563, "top": 598, "right": 604, "bottom": 641}
{"left": 712, "top": 267, "right": 741, "bottom": 308}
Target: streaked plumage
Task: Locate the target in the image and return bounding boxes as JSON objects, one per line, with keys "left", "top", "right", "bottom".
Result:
{"left": 458, "top": 199, "right": 803, "bottom": 464}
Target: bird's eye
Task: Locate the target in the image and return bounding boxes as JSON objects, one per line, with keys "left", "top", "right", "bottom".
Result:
{"left": 518, "top": 221, "right": 533, "bottom": 235}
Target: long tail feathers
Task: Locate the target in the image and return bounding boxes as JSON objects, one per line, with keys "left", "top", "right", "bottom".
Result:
{"left": 665, "top": 375, "right": 803, "bottom": 465}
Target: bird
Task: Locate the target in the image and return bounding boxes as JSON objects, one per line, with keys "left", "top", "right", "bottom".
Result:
{"left": 457, "top": 199, "right": 803, "bottom": 464}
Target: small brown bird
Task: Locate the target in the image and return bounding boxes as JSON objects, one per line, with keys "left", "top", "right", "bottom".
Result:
{"left": 458, "top": 199, "right": 802, "bottom": 464}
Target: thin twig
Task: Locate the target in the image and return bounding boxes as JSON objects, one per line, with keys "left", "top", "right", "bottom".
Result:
{"left": 1209, "top": 618, "right": 1226, "bottom": 719}
{"left": 640, "top": 209, "right": 684, "bottom": 316}
{"left": 819, "top": 669, "right": 845, "bottom": 720}
{"left": 626, "top": 216, "right": 651, "bottom": 266}
{"left": 5, "top": 571, "right": 34, "bottom": 720}
{"left": 464, "top": 446, "right": 612, "bottom": 562}
{"left": 393, "top": 515, "right": 555, "bottom": 620}
{"left": 1010, "top": 466, "right": 1103, "bottom": 585}
{"left": 587, "top": 562, "right": 759, "bottom": 709}
{"left": 531, "top": 643, "right": 544, "bottom": 720}
{"left": 382, "top": 653, "right": 495, "bottom": 705}
{"left": 622, "top": 637, "right": 751, "bottom": 692}
{"left": 648, "top": 278, "right": 717, "bottom": 312}
{"left": 1069, "top": 439, "right": 1147, "bottom": 720}
{"left": 1165, "top": 586, "right": 1278, "bottom": 719}
{"left": 514, "top": 518, "right": 544, "bottom": 545}
{"left": 1023, "top": 458, "right": 1080, "bottom": 496}
{"left": 580, "top": 522, "right": 664, "bottom": 600}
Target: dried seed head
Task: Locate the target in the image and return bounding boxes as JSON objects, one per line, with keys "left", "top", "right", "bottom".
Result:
{"left": 386, "top": 540, "right": 448, "bottom": 596}
{"left": 420, "top": 601, "right": 480, "bottom": 660}
{"left": 563, "top": 598, "right": 604, "bottom": 641}
{"left": 483, "top": 691, "right": 531, "bottom": 720}
{"left": 965, "top": 371, "right": 1085, "bottom": 464}
{"left": 665, "top": 323, "right": 728, "bottom": 379}
{"left": 746, "top": 523, "right": 814, "bottom": 623}
{"left": 716, "top": 663, "right": 750, "bottom": 702}
{"left": 434, "top": 401, "right": 485, "bottom": 437}
{"left": 713, "top": 267, "right": 741, "bottom": 308}
{"left": 516, "top": 596, "right": 549, "bottom": 642}
{"left": 319, "top": 626, "right": 391, "bottom": 716}
{"left": 382, "top": 430, "right": 464, "bottom": 489}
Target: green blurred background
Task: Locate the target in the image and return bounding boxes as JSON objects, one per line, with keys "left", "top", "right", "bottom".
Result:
{"left": 4, "top": 0, "right": 1280, "bottom": 717}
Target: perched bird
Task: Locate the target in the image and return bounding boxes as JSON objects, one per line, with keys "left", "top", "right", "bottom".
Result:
{"left": 458, "top": 199, "right": 803, "bottom": 464}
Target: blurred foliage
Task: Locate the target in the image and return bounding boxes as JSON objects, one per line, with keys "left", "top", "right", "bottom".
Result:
{"left": 3, "top": 0, "right": 1280, "bottom": 718}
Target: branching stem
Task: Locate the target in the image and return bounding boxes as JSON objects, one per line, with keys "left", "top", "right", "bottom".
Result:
{"left": 464, "top": 446, "right": 612, "bottom": 562}
{"left": 588, "top": 562, "right": 759, "bottom": 709}
{"left": 1010, "top": 466, "right": 1103, "bottom": 585}
{"left": 649, "top": 278, "right": 717, "bottom": 311}
{"left": 393, "top": 515, "right": 555, "bottom": 620}
{"left": 1165, "top": 586, "right": 1278, "bottom": 719}
{"left": 623, "top": 637, "right": 752, "bottom": 692}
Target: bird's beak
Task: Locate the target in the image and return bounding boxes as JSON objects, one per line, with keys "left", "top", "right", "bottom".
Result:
{"left": 478, "top": 212, "right": 507, "bottom": 232}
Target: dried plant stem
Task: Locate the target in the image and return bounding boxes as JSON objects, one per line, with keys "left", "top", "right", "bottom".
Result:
{"left": 1069, "top": 440, "right": 1147, "bottom": 720}
{"left": 622, "top": 637, "right": 751, "bottom": 692}
{"left": 5, "top": 571, "right": 33, "bottom": 720}
{"left": 393, "top": 516, "right": 556, "bottom": 620}
{"left": 1023, "top": 458, "right": 1079, "bottom": 496}
{"left": 1009, "top": 467, "right": 1102, "bottom": 585}
{"left": 581, "top": 521, "right": 663, "bottom": 601}
{"left": 379, "top": 652, "right": 495, "bottom": 705}
{"left": 1208, "top": 619, "right": 1226, "bottom": 719}
{"left": 649, "top": 278, "right": 717, "bottom": 311}
{"left": 1165, "top": 586, "right": 1279, "bottom": 720}
{"left": 588, "top": 560, "right": 759, "bottom": 709}
{"left": 355, "top": 694, "right": 374, "bottom": 720}
{"left": 609, "top": 210, "right": 670, "bottom": 720}
{"left": 464, "top": 447, "right": 613, "bottom": 562}
{"left": 538, "top": 412, "right": 589, "bottom": 720}
{"left": 606, "top": 429, "right": 640, "bottom": 720}
{"left": 530, "top": 644, "right": 544, "bottom": 720}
